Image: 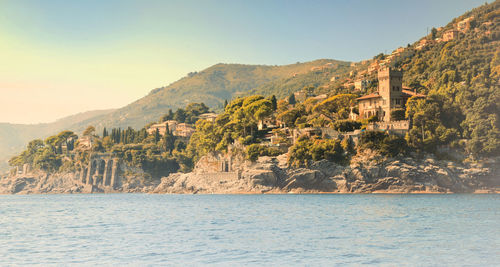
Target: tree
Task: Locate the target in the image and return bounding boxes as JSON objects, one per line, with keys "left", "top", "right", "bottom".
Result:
{"left": 174, "top": 108, "right": 186, "bottom": 123}
{"left": 431, "top": 27, "right": 437, "bottom": 39}
{"left": 154, "top": 128, "right": 161, "bottom": 143}
{"left": 312, "top": 94, "right": 357, "bottom": 121}
{"left": 288, "top": 93, "right": 296, "bottom": 105}
{"left": 162, "top": 125, "right": 176, "bottom": 155}
{"left": 269, "top": 95, "right": 277, "bottom": 111}
{"left": 83, "top": 126, "right": 96, "bottom": 137}
{"left": 405, "top": 94, "right": 462, "bottom": 152}
{"left": 390, "top": 109, "right": 406, "bottom": 121}
{"left": 102, "top": 128, "right": 108, "bottom": 138}
{"left": 57, "top": 130, "right": 78, "bottom": 152}
{"left": 333, "top": 120, "right": 362, "bottom": 132}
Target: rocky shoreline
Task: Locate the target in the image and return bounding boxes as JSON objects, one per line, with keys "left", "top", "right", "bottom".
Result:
{"left": 1, "top": 151, "right": 499, "bottom": 195}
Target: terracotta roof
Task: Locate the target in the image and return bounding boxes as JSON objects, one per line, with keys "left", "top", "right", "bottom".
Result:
{"left": 357, "top": 93, "right": 381, "bottom": 100}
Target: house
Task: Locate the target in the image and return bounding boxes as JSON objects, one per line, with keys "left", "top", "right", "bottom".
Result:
{"left": 147, "top": 120, "right": 178, "bottom": 135}
{"left": 173, "top": 123, "right": 195, "bottom": 138}
{"left": 343, "top": 81, "right": 354, "bottom": 88}
{"left": 367, "top": 61, "right": 380, "bottom": 74}
{"left": 199, "top": 113, "right": 218, "bottom": 122}
{"left": 258, "top": 116, "right": 278, "bottom": 130}
{"left": 354, "top": 79, "right": 369, "bottom": 90}
{"left": 416, "top": 38, "right": 433, "bottom": 50}
{"left": 293, "top": 127, "right": 322, "bottom": 143}
{"left": 78, "top": 136, "right": 93, "bottom": 149}
{"left": 442, "top": 29, "right": 459, "bottom": 41}
{"left": 457, "top": 16, "right": 473, "bottom": 32}
{"left": 357, "top": 67, "right": 425, "bottom": 122}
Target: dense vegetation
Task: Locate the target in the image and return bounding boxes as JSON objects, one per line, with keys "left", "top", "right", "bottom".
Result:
{"left": 396, "top": 1, "right": 500, "bottom": 157}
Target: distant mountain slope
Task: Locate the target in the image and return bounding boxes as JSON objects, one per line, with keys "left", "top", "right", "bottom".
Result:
{"left": 0, "top": 109, "right": 115, "bottom": 171}
{"left": 88, "top": 59, "right": 352, "bottom": 130}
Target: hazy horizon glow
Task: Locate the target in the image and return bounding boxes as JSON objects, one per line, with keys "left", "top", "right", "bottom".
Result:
{"left": 0, "top": 0, "right": 486, "bottom": 124}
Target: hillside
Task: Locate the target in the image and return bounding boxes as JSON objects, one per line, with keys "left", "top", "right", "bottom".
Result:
{"left": 0, "top": 109, "right": 115, "bottom": 171}
{"left": 84, "top": 59, "right": 352, "bottom": 130}
{"left": 0, "top": 60, "right": 352, "bottom": 171}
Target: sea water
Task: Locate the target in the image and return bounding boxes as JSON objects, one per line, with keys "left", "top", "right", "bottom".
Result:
{"left": 0, "top": 194, "right": 498, "bottom": 266}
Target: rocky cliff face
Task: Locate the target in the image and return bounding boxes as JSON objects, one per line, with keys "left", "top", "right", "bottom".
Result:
{"left": 1, "top": 151, "right": 498, "bottom": 194}
{"left": 153, "top": 151, "right": 500, "bottom": 194}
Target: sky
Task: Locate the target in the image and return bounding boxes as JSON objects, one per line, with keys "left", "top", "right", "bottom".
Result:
{"left": 0, "top": 0, "right": 487, "bottom": 124}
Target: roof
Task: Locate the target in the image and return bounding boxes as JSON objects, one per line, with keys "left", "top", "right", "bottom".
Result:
{"left": 357, "top": 93, "right": 381, "bottom": 100}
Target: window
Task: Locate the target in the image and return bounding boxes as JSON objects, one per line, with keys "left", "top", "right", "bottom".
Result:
{"left": 397, "top": 86, "right": 400, "bottom": 91}
{"left": 392, "top": 86, "right": 395, "bottom": 91}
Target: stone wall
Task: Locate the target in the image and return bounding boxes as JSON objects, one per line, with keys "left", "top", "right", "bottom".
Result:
{"left": 194, "top": 171, "right": 240, "bottom": 183}
{"left": 80, "top": 154, "right": 120, "bottom": 189}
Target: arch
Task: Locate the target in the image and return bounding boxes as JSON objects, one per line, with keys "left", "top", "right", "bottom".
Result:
{"left": 86, "top": 160, "right": 97, "bottom": 185}
{"left": 103, "top": 160, "right": 113, "bottom": 186}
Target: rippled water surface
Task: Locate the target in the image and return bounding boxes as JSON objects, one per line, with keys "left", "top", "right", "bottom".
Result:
{"left": 1, "top": 194, "right": 499, "bottom": 266}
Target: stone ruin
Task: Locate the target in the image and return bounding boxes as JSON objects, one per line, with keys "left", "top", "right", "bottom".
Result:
{"left": 78, "top": 154, "right": 120, "bottom": 189}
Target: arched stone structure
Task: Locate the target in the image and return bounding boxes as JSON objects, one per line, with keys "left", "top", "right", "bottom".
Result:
{"left": 81, "top": 154, "right": 120, "bottom": 189}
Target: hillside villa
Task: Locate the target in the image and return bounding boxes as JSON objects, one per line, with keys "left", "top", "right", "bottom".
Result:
{"left": 356, "top": 67, "right": 426, "bottom": 122}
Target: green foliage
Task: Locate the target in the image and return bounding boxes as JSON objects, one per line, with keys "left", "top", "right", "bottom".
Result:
{"left": 288, "top": 136, "right": 345, "bottom": 167}
{"left": 276, "top": 104, "right": 306, "bottom": 128}
{"left": 332, "top": 120, "right": 362, "bottom": 132}
{"left": 246, "top": 144, "right": 282, "bottom": 162}
{"left": 288, "top": 94, "right": 296, "bottom": 105}
{"left": 405, "top": 94, "right": 463, "bottom": 152}
{"left": 390, "top": 109, "right": 406, "bottom": 121}
{"left": 312, "top": 94, "right": 357, "bottom": 121}
{"left": 83, "top": 126, "right": 95, "bottom": 136}
{"left": 359, "top": 131, "right": 408, "bottom": 157}
{"left": 398, "top": 1, "right": 500, "bottom": 157}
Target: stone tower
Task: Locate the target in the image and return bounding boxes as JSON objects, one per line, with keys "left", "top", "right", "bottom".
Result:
{"left": 378, "top": 67, "right": 404, "bottom": 122}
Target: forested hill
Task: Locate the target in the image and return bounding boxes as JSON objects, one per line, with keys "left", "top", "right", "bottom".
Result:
{"left": 397, "top": 1, "right": 499, "bottom": 156}
{"left": 85, "top": 59, "right": 352, "bottom": 130}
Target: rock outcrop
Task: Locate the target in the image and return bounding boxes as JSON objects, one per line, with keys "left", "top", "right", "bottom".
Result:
{"left": 152, "top": 151, "right": 500, "bottom": 194}
{"left": 2, "top": 151, "right": 499, "bottom": 194}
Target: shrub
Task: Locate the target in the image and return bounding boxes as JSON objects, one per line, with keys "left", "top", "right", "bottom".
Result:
{"left": 359, "top": 130, "right": 408, "bottom": 157}
{"left": 391, "top": 109, "right": 406, "bottom": 121}
{"left": 333, "top": 120, "right": 362, "bottom": 132}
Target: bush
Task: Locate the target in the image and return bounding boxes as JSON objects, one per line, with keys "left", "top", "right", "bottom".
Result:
{"left": 333, "top": 120, "right": 362, "bottom": 132}
{"left": 246, "top": 144, "right": 282, "bottom": 161}
{"left": 359, "top": 131, "right": 408, "bottom": 157}
{"left": 391, "top": 109, "right": 406, "bottom": 121}
{"left": 288, "top": 136, "right": 345, "bottom": 167}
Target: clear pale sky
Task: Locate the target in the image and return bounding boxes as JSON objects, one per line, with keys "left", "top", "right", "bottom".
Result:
{"left": 0, "top": 0, "right": 487, "bottom": 124}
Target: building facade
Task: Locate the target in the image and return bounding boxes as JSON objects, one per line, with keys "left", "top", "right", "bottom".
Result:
{"left": 357, "top": 67, "right": 425, "bottom": 122}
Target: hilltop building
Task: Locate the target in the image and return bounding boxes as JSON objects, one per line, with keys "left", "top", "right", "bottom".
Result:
{"left": 147, "top": 120, "right": 178, "bottom": 135}
{"left": 147, "top": 120, "right": 195, "bottom": 138}
{"left": 442, "top": 29, "right": 459, "bottom": 42}
{"left": 357, "top": 67, "right": 425, "bottom": 122}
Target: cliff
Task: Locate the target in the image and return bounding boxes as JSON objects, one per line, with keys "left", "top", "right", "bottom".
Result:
{"left": 2, "top": 151, "right": 498, "bottom": 195}
{"left": 153, "top": 151, "right": 500, "bottom": 194}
